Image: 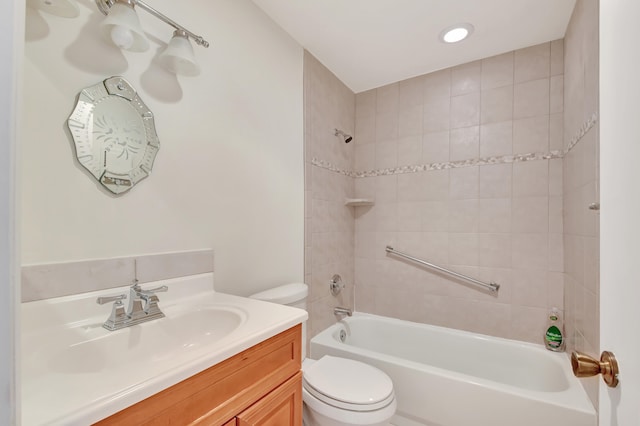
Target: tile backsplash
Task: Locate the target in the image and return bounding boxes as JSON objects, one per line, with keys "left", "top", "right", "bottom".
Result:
{"left": 22, "top": 249, "right": 214, "bottom": 302}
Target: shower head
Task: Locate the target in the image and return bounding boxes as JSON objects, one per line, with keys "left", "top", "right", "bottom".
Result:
{"left": 334, "top": 129, "right": 353, "bottom": 144}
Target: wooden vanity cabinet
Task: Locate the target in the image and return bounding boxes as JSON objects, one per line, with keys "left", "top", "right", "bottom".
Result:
{"left": 95, "top": 325, "right": 302, "bottom": 426}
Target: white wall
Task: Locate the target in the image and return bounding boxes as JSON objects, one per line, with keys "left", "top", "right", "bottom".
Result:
{"left": 21, "top": 0, "right": 304, "bottom": 295}
{"left": 2, "top": 0, "right": 22, "bottom": 422}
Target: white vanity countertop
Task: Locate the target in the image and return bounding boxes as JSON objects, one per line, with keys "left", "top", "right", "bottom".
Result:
{"left": 21, "top": 274, "right": 307, "bottom": 426}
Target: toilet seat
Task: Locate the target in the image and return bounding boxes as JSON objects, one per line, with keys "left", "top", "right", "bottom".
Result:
{"left": 302, "top": 356, "right": 395, "bottom": 412}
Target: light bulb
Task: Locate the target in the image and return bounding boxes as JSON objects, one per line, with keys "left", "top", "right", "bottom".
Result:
{"left": 443, "top": 28, "right": 469, "bottom": 43}
{"left": 110, "top": 25, "right": 134, "bottom": 50}
{"left": 439, "top": 23, "right": 474, "bottom": 44}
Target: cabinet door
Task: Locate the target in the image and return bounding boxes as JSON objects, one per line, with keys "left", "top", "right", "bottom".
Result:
{"left": 237, "top": 372, "right": 302, "bottom": 426}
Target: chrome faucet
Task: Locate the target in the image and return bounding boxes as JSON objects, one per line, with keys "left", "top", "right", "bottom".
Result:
{"left": 97, "top": 280, "right": 168, "bottom": 331}
{"left": 334, "top": 306, "right": 352, "bottom": 318}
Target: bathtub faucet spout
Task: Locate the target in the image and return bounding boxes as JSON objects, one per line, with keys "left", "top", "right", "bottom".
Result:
{"left": 334, "top": 306, "right": 353, "bottom": 318}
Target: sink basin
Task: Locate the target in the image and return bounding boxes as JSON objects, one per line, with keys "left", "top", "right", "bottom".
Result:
{"left": 21, "top": 273, "right": 307, "bottom": 426}
{"left": 42, "top": 306, "right": 247, "bottom": 374}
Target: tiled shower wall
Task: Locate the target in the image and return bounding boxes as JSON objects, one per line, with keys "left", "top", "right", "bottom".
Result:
{"left": 303, "top": 52, "right": 356, "bottom": 339}
{"left": 563, "top": 0, "right": 600, "bottom": 406}
{"left": 350, "top": 41, "right": 565, "bottom": 343}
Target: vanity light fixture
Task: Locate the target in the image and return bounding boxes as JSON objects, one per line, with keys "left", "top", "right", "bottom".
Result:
{"left": 439, "top": 23, "right": 474, "bottom": 43}
{"left": 158, "top": 30, "right": 201, "bottom": 76}
{"left": 96, "top": 0, "right": 209, "bottom": 74}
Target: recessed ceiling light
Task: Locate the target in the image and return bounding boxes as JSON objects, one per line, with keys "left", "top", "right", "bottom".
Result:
{"left": 439, "top": 23, "right": 474, "bottom": 43}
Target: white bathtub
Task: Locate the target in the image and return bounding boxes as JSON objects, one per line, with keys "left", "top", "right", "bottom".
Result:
{"left": 310, "top": 313, "right": 596, "bottom": 426}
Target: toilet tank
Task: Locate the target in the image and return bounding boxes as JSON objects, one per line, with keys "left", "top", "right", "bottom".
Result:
{"left": 249, "top": 283, "right": 308, "bottom": 358}
{"left": 249, "top": 283, "right": 308, "bottom": 310}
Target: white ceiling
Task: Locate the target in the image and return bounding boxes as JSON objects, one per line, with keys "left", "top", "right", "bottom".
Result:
{"left": 251, "top": 0, "right": 577, "bottom": 93}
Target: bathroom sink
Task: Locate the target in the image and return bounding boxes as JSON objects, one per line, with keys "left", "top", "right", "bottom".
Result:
{"left": 42, "top": 306, "right": 247, "bottom": 375}
{"left": 21, "top": 274, "right": 308, "bottom": 426}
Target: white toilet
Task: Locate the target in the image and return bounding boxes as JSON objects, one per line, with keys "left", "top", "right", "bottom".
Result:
{"left": 249, "top": 284, "right": 397, "bottom": 426}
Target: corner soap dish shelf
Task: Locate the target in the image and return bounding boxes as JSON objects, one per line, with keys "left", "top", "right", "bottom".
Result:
{"left": 344, "top": 198, "right": 375, "bottom": 207}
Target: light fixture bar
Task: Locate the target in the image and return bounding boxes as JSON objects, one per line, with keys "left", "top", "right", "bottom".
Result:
{"left": 96, "top": 0, "right": 209, "bottom": 48}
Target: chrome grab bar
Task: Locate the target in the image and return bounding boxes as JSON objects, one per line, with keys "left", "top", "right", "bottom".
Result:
{"left": 385, "top": 245, "right": 500, "bottom": 292}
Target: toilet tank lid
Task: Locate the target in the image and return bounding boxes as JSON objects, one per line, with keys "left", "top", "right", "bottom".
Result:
{"left": 249, "top": 283, "right": 308, "bottom": 305}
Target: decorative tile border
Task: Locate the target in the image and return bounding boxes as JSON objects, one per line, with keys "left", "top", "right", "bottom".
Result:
{"left": 312, "top": 151, "right": 563, "bottom": 178}
{"left": 566, "top": 112, "right": 598, "bottom": 154}
{"left": 312, "top": 112, "right": 598, "bottom": 178}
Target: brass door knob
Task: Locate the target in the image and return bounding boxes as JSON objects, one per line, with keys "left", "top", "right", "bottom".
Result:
{"left": 571, "top": 351, "right": 619, "bottom": 388}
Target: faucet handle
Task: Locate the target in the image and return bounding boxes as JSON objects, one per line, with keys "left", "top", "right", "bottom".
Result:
{"left": 97, "top": 294, "right": 128, "bottom": 331}
{"left": 96, "top": 294, "right": 127, "bottom": 305}
{"left": 140, "top": 285, "right": 168, "bottom": 295}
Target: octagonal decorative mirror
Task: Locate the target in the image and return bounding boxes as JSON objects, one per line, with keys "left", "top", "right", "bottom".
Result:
{"left": 67, "top": 76, "right": 160, "bottom": 194}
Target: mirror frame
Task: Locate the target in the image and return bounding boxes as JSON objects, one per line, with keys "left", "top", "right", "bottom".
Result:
{"left": 67, "top": 76, "right": 160, "bottom": 195}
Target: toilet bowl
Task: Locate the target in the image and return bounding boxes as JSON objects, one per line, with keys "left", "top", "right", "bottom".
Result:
{"left": 302, "top": 356, "right": 396, "bottom": 426}
{"left": 249, "top": 284, "right": 397, "bottom": 426}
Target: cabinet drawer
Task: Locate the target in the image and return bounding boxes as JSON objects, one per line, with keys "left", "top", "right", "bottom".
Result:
{"left": 95, "top": 325, "right": 301, "bottom": 426}
{"left": 237, "top": 372, "right": 302, "bottom": 426}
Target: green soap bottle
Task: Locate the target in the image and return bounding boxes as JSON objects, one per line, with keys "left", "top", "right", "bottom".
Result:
{"left": 544, "top": 308, "right": 565, "bottom": 352}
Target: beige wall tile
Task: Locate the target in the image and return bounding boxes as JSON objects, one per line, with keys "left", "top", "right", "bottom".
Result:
{"left": 356, "top": 89, "right": 376, "bottom": 118}
{"left": 450, "top": 126, "right": 479, "bottom": 161}
{"left": 550, "top": 39, "right": 564, "bottom": 76}
{"left": 423, "top": 170, "right": 450, "bottom": 201}
{"left": 423, "top": 97, "right": 451, "bottom": 133}
{"left": 397, "top": 135, "right": 422, "bottom": 165}
{"left": 548, "top": 233, "right": 564, "bottom": 272}
{"left": 355, "top": 113, "right": 376, "bottom": 145}
{"left": 513, "top": 116, "right": 550, "bottom": 154}
{"left": 549, "top": 158, "right": 563, "bottom": 196}
{"left": 375, "top": 175, "right": 398, "bottom": 203}
{"left": 514, "top": 42, "right": 551, "bottom": 83}
{"left": 424, "top": 69, "right": 451, "bottom": 99}
{"left": 399, "top": 105, "right": 424, "bottom": 137}
{"left": 449, "top": 166, "right": 479, "bottom": 199}
{"left": 375, "top": 111, "right": 399, "bottom": 141}
{"left": 397, "top": 202, "right": 423, "bottom": 232}
{"left": 375, "top": 141, "right": 398, "bottom": 169}
{"left": 511, "top": 269, "right": 548, "bottom": 307}
{"left": 549, "top": 113, "right": 564, "bottom": 152}
{"left": 481, "top": 51, "right": 514, "bottom": 90}
{"left": 399, "top": 76, "right": 425, "bottom": 108}
{"left": 449, "top": 233, "right": 479, "bottom": 267}
{"left": 513, "top": 160, "right": 549, "bottom": 197}
{"left": 422, "top": 201, "right": 450, "bottom": 232}
{"left": 509, "top": 305, "right": 548, "bottom": 343}
{"left": 479, "top": 234, "right": 512, "bottom": 268}
{"left": 397, "top": 173, "right": 425, "bottom": 202}
{"left": 451, "top": 60, "right": 481, "bottom": 96}
{"left": 376, "top": 83, "right": 399, "bottom": 113}
{"left": 480, "top": 121, "right": 513, "bottom": 157}
{"left": 549, "top": 195, "right": 564, "bottom": 234}
{"left": 514, "top": 78, "right": 550, "bottom": 119}
{"left": 550, "top": 75, "right": 564, "bottom": 114}
{"left": 355, "top": 144, "right": 375, "bottom": 171}
{"left": 448, "top": 199, "right": 479, "bottom": 232}
{"left": 450, "top": 92, "right": 480, "bottom": 129}
{"left": 478, "top": 198, "right": 512, "bottom": 233}
{"left": 512, "top": 233, "right": 549, "bottom": 270}
{"left": 512, "top": 196, "right": 549, "bottom": 233}
{"left": 481, "top": 85, "right": 514, "bottom": 124}
{"left": 479, "top": 163, "right": 512, "bottom": 199}
{"left": 422, "top": 131, "right": 450, "bottom": 163}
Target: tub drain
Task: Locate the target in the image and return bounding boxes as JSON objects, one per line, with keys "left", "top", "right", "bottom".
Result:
{"left": 339, "top": 329, "right": 346, "bottom": 342}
